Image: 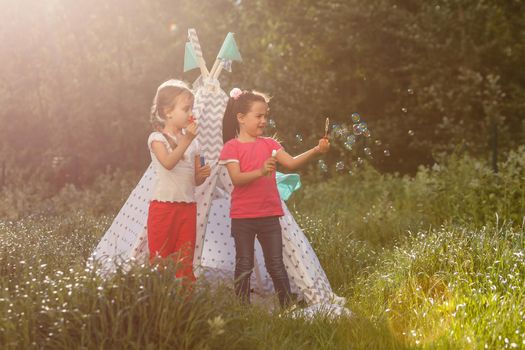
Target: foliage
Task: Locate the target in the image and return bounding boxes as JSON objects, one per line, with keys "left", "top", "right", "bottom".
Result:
{"left": 1, "top": 0, "right": 524, "bottom": 187}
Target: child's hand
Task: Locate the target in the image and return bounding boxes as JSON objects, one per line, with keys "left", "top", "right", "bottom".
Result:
{"left": 317, "top": 137, "right": 330, "bottom": 154}
{"left": 197, "top": 164, "right": 211, "bottom": 180}
{"left": 261, "top": 157, "right": 277, "bottom": 176}
{"left": 183, "top": 122, "right": 198, "bottom": 141}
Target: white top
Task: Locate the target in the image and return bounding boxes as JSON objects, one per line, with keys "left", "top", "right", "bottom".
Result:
{"left": 147, "top": 131, "right": 199, "bottom": 203}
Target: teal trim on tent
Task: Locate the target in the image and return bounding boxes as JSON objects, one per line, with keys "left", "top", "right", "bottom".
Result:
{"left": 276, "top": 172, "right": 301, "bottom": 201}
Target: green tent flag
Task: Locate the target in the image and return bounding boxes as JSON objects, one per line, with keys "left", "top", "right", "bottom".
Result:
{"left": 184, "top": 42, "right": 199, "bottom": 72}
{"left": 217, "top": 33, "right": 242, "bottom": 62}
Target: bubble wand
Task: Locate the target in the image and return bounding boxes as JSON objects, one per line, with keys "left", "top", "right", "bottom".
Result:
{"left": 324, "top": 117, "right": 330, "bottom": 139}
{"left": 266, "top": 149, "right": 277, "bottom": 177}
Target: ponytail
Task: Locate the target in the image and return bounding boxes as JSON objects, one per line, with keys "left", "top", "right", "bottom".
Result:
{"left": 222, "top": 89, "right": 270, "bottom": 144}
{"left": 222, "top": 97, "right": 240, "bottom": 144}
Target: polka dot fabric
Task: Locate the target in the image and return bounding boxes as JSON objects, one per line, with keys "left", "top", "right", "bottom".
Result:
{"left": 90, "top": 163, "right": 156, "bottom": 274}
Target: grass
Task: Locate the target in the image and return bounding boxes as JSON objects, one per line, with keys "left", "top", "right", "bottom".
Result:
{"left": 0, "top": 148, "right": 524, "bottom": 349}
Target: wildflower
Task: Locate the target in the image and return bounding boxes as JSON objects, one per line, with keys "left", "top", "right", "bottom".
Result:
{"left": 207, "top": 315, "right": 226, "bottom": 337}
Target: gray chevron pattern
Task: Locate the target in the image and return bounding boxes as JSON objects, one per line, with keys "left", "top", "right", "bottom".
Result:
{"left": 193, "top": 83, "right": 230, "bottom": 269}
{"left": 188, "top": 29, "right": 203, "bottom": 58}
{"left": 194, "top": 88, "right": 228, "bottom": 162}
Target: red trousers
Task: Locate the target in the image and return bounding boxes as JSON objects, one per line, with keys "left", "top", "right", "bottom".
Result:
{"left": 147, "top": 200, "right": 196, "bottom": 281}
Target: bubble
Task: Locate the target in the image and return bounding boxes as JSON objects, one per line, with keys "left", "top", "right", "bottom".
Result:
{"left": 374, "top": 139, "right": 382, "bottom": 146}
{"left": 408, "top": 130, "right": 415, "bottom": 136}
{"left": 407, "top": 88, "right": 414, "bottom": 95}
{"left": 384, "top": 149, "right": 391, "bottom": 156}
{"left": 348, "top": 170, "right": 354, "bottom": 176}
{"left": 336, "top": 161, "right": 345, "bottom": 171}
{"left": 268, "top": 119, "right": 276, "bottom": 128}
{"left": 401, "top": 107, "right": 408, "bottom": 113}
{"left": 364, "top": 147, "right": 372, "bottom": 157}
{"left": 352, "top": 124, "right": 363, "bottom": 136}
{"left": 318, "top": 160, "right": 328, "bottom": 173}
{"left": 169, "top": 23, "right": 178, "bottom": 32}
{"left": 330, "top": 124, "right": 339, "bottom": 138}
{"left": 357, "top": 157, "right": 364, "bottom": 165}
{"left": 333, "top": 125, "right": 348, "bottom": 138}
{"left": 363, "top": 129, "right": 371, "bottom": 138}
{"left": 351, "top": 113, "right": 360, "bottom": 123}
{"left": 295, "top": 134, "right": 303, "bottom": 143}
{"left": 344, "top": 135, "right": 356, "bottom": 150}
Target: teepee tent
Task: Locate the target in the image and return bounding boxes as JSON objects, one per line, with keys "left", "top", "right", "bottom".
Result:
{"left": 90, "top": 29, "right": 348, "bottom": 315}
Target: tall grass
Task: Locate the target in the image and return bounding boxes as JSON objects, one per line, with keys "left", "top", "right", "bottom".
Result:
{"left": 350, "top": 225, "right": 524, "bottom": 348}
{"left": 1, "top": 148, "right": 524, "bottom": 349}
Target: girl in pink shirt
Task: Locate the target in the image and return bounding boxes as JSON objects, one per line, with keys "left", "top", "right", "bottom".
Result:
{"left": 219, "top": 88, "right": 330, "bottom": 307}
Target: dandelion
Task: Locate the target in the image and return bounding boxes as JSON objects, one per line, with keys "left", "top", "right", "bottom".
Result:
{"left": 207, "top": 315, "right": 226, "bottom": 337}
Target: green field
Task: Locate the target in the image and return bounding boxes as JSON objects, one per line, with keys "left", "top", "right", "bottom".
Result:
{"left": 1, "top": 149, "right": 524, "bottom": 349}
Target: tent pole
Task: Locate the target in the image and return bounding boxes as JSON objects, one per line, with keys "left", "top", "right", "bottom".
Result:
{"left": 209, "top": 60, "right": 220, "bottom": 79}
{"left": 212, "top": 61, "right": 225, "bottom": 81}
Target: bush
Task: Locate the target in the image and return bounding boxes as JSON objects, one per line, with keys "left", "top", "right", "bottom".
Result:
{"left": 293, "top": 147, "right": 525, "bottom": 246}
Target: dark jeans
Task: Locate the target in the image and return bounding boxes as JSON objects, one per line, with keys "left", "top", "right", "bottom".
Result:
{"left": 231, "top": 216, "right": 292, "bottom": 308}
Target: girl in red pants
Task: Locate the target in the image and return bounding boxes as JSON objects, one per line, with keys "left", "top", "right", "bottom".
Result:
{"left": 147, "top": 80, "right": 211, "bottom": 281}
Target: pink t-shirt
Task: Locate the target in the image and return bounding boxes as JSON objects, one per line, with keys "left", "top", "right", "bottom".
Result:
{"left": 219, "top": 137, "right": 284, "bottom": 219}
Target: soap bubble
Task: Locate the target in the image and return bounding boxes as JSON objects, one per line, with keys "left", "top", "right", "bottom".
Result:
{"left": 363, "top": 129, "right": 371, "bottom": 138}
{"left": 384, "top": 149, "right": 390, "bottom": 157}
{"left": 268, "top": 119, "right": 276, "bottom": 128}
{"left": 295, "top": 134, "right": 303, "bottom": 143}
{"left": 357, "top": 157, "right": 364, "bottom": 165}
{"left": 407, "top": 88, "right": 414, "bottom": 95}
{"left": 344, "top": 135, "right": 356, "bottom": 150}
{"left": 351, "top": 113, "right": 360, "bottom": 123}
{"left": 318, "top": 160, "right": 328, "bottom": 172}
{"left": 401, "top": 107, "right": 408, "bottom": 113}
{"left": 336, "top": 161, "right": 345, "bottom": 171}
{"left": 364, "top": 147, "right": 372, "bottom": 157}
{"left": 374, "top": 139, "right": 382, "bottom": 146}
{"left": 408, "top": 130, "right": 415, "bottom": 136}
{"left": 334, "top": 125, "right": 348, "bottom": 138}
{"left": 331, "top": 124, "right": 341, "bottom": 138}
{"left": 353, "top": 124, "right": 363, "bottom": 135}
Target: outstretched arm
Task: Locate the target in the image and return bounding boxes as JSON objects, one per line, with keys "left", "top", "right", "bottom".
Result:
{"left": 275, "top": 138, "right": 330, "bottom": 170}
